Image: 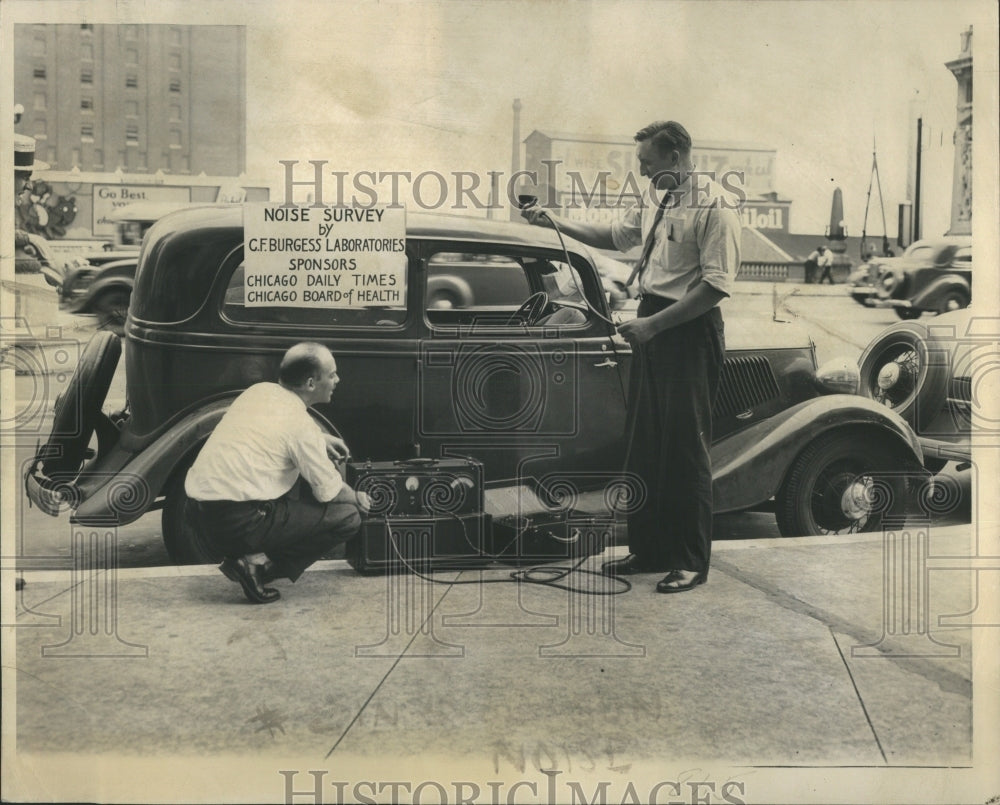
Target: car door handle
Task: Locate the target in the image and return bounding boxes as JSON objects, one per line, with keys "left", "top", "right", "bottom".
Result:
{"left": 593, "top": 358, "right": 618, "bottom": 368}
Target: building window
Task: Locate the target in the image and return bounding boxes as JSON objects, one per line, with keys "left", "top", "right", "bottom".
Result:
{"left": 169, "top": 78, "right": 182, "bottom": 93}
{"left": 81, "top": 123, "right": 94, "bottom": 142}
{"left": 126, "top": 48, "right": 138, "bottom": 65}
{"left": 32, "top": 38, "right": 46, "bottom": 56}
{"left": 124, "top": 25, "right": 138, "bottom": 39}
{"left": 126, "top": 124, "right": 139, "bottom": 146}
{"left": 169, "top": 104, "right": 182, "bottom": 122}
{"left": 94, "top": 149, "right": 104, "bottom": 167}
{"left": 80, "top": 24, "right": 93, "bottom": 32}
{"left": 34, "top": 119, "right": 47, "bottom": 138}
{"left": 170, "top": 129, "right": 183, "bottom": 147}
{"left": 33, "top": 67, "right": 47, "bottom": 80}
{"left": 125, "top": 100, "right": 139, "bottom": 117}
{"left": 33, "top": 92, "right": 47, "bottom": 110}
{"left": 81, "top": 42, "right": 93, "bottom": 60}
{"left": 81, "top": 68, "right": 93, "bottom": 85}
{"left": 72, "top": 148, "right": 81, "bottom": 167}
{"left": 126, "top": 74, "right": 139, "bottom": 89}
{"left": 81, "top": 97, "right": 94, "bottom": 112}
{"left": 169, "top": 28, "right": 182, "bottom": 46}
{"left": 169, "top": 52, "right": 182, "bottom": 71}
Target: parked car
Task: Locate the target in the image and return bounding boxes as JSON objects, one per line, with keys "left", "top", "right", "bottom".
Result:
{"left": 847, "top": 236, "right": 972, "bottom": 319}
{"left": 857, "top": 308, "right": 977, "bottom": 473}
{"left": 26, "top": 205, "right": 925, "bottom": 562}
{"left": 59, "top": 201, "right": 195, "bottom": 333}
{"left": 14, "top": 230, "right": 66, "bottom": 288}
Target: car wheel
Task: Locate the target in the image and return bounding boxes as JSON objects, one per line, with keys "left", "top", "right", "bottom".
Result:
{"left": 428, "top": 289, "right": 459, "bottom": 309}
{"left": 857, "top": 322, "right": 950, "bottom": 431}
{"left": 36, "top": 331, "right": 121, "bottom": 478}
{"left": 936, "top": 290, "right": 969, "bottom": 315}
{"left": 894, "top": 307, "right": 922, "bottom": 320}
{"left": 161, "top": 456, "right": 223, "bottom": 565}
{"left": 776, "top": 431, "right": 911, "bottom": 537}
{"left": 93, "top": 288, "right": 131, "bottom": 336}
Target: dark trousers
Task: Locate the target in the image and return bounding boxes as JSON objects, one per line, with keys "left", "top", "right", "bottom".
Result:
{"left": 192, "top": 480, "right": 362, "bottom": 582}
{"left": 624, "top": 296, "right": 725, "bottom": 574}
{"left": 818, "top": 265, "right": 834, "bottom": 284}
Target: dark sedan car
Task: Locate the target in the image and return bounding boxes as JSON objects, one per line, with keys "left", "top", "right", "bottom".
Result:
{"left": 858, "top": 308, "right": 980, "bottom": 473}
{"left": 27, "top": 205, "right": 925, "bottom": 562}
{"left": 848, "top": 237, "right": 972, "bottom": 319}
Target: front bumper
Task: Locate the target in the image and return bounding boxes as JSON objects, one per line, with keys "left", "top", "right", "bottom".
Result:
{"left": 864, "top": 297, "right": 912, "bottom": 310}
{"left": 24, "top": 468, "right": 73, "bottom": 517}
{"left": 848, "top": 287, "right": 877, "bottom": 306}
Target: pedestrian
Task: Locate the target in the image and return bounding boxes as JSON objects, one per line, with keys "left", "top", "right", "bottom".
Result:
{"left": 522, "top": 120, "right": 740, "bottom": 593}
{"left": 185, "top": 342, "right": 370, "bottom": 603}
{"left": 803, "top": 245, "right": 821, "bottom": 284}
{"left": 13, "top": 134, "right": 49, "bottom": 273}
{"left": 816, "top": 245, "right": 835, "bottom": 284}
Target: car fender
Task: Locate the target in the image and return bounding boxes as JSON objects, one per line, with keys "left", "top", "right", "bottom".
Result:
{"left": 909, "top": 274, "right": 970, "bottom": 310}
{"left": 711, "top": 395, "right": 923, "bottom": 514}
{"left": 72, "top": 397, "right": 235, "bottom": 525}
{"left": 71, "top": 397, "right": 340, "bottom": 526}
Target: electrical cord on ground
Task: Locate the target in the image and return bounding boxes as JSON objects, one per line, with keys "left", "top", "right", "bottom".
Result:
{"left": 378, "top": 514, "right": 632, "bottom": 595}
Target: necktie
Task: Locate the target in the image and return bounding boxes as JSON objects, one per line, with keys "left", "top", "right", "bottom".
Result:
{"left": 625, "top": 192, "right": 675, "bottom": 288}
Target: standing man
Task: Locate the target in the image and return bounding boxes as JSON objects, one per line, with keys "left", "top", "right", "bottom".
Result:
{"left": 816, "top": 245, "right": 835, "bottom": 284}
{"left": 185, "top": 342, "right": 370, "bottom": 604}
{"left": 522, "top": 120, "right": 740, "bottom": 593}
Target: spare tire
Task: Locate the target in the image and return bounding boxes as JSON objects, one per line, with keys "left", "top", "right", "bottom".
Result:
{"left": 36, "top": 331, "right": 121, "bottom": 478}
{"left": 857, "top": 322, "right": 949, "bottom": 431}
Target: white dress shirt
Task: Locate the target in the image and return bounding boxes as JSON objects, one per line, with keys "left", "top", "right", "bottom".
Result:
{"left": 611, "top": 175, "right": 741, "bottom": 301}
{"left": 184, "top": 382, "right": 344, "bottom": 503}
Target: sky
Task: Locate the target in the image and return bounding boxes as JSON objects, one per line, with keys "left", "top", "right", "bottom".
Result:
{"left": 236, "top": 0, "right": 997, "bottom": 237}
{"left": 2, "top": 0, "right": 996, "bottom": 238}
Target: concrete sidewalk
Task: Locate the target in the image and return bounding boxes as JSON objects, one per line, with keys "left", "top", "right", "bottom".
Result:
{"left": 6, "top": 524, "right": 985, "bottom": 803}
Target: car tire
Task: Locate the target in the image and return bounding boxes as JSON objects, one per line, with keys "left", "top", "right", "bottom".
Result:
{"left": 38, "top": 331, "right": 121, "bottom": 478}
{"left": 936, "top": 289, "right": 969, "bottom": 315}
{"left": 857, "top": 322, "right": 950, "bottom": 431}
{"left": 161, "top": 456, "right": 223, "bottom": 565}
{"left": 894, "top": 307, "right": 922, "bottom": 320}
{"left": 428, "top": 289, "right": 460, "bottom": 309}
{"left": 776, "top": 431, "right": 912, "bottom": 537}
{"left": 93, "top": 288, "right": 131, "bottom": 336}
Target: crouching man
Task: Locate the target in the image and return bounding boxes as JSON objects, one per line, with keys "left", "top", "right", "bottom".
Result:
{"left": 185, "top": 342, "right": 370, "bottom": 604}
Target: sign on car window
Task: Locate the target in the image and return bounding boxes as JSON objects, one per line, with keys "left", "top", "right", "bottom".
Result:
{"left": 242, "top": 204, "right": 407, "bottom": 308}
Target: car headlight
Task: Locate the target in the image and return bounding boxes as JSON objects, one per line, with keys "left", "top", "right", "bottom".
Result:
{"left": 816, "top": 357, "right": 860, "bottom": 395}
{"left": 878, "top": 269, "right": 907, "bottom": 298}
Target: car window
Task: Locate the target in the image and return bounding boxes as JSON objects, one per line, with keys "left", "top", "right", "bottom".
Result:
{"left": 223, "top": 259, "right": 408, "bottom": 327}
{"left": 427, "top": 252, "right": 528, "bottom": 309}
{"left": 954, "top": 247, "right": 971, "bottom": 262}
{"left": 426, "top": 249, "right": 593, "bottom": 330}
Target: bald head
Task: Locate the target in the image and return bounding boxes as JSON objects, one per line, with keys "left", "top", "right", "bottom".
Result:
{"left": 279, "top": 342, "right": 339, "bottom": 405}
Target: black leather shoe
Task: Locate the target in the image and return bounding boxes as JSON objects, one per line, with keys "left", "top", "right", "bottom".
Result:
{"left": 219, "top": 557, "right": 280, "bottom": 604}
{"left": 655, "top": 570, "right": 707, "bottom": 594}
{"left": 601, "top": 554, "right": 657, "bottom": 576}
